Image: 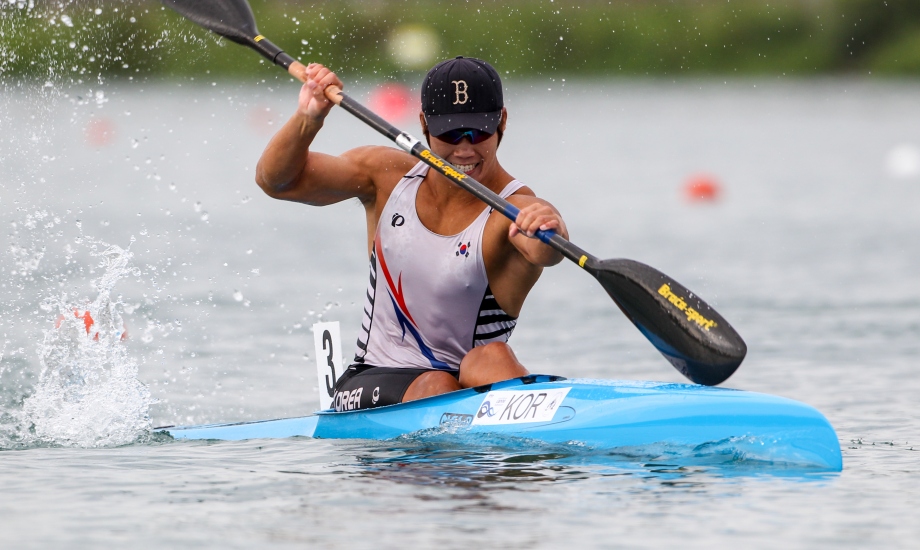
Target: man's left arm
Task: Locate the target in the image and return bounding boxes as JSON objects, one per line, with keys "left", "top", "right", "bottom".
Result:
{"left": 507, "top": 195, "right": 568, "bottom": 267}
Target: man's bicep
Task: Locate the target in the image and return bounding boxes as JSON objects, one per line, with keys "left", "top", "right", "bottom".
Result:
{"left": 269, "top": 149, "right": 375, "bottom": 206}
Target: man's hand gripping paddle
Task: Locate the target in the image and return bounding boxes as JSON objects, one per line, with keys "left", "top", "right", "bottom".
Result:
{"left": 161, "top": 0, "right": 747, "bottom": 386}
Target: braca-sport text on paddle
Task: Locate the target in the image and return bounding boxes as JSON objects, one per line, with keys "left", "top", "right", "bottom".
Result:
{"left": 161, "top": 0, "right": 747, "bottom": 385}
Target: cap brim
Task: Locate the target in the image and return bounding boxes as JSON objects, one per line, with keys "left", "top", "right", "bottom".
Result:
{"left": 425, "top": 111, "right": 501, "bottom": 135}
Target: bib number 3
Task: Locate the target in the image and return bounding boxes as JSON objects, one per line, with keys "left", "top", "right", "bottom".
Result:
{"left": 312, "top": 321, "right": 343, "bottom": 410}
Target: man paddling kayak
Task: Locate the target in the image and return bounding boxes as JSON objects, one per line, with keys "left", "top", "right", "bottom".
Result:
{"left": 256, "top": 57, "right": 568, "bottom": 411}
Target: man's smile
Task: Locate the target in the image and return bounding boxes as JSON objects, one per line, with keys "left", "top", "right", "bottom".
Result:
{"left": 453, "top": 161, "right": 480, "bottom": 174}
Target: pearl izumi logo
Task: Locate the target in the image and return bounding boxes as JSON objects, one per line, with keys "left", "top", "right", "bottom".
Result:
{"left": 391, "top": 213, "right": 405, "bottom": 227}
{"left": 452, "top": 80, "right": 468, "bottom": 104}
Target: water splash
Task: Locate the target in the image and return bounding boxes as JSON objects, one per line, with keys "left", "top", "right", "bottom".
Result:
{"left": 15, "top": 240, "right": 155, "bottom": 448}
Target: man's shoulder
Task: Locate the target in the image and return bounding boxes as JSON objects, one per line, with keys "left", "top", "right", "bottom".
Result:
{"left": 506, "top": 183, "right": 535, "bottom": 198}
{"left": 486, "top": 185, "right": 550, "bottom": 233}
{"left": 342, "top": 145, "right": 417, "bottom": 178}
{"left": 503, "top": 184, "right": 537, "bottom": 206}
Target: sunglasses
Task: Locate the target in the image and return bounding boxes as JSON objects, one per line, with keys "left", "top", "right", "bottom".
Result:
{"left": 434, "top": 128, "right": 494, "bottom": 145}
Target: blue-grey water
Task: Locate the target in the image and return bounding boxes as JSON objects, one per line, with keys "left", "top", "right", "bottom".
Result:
{"left": 1, "top": 77, "right": 919, "bottom": 548}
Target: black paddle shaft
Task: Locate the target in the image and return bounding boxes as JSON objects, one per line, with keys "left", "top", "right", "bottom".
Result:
{"left": 161, "top": 0, "right": 747, "bottom": 385}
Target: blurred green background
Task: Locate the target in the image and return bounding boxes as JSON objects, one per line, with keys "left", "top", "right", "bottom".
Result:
{"left": 2, "top": 0, "right": 920, "bottom": 82}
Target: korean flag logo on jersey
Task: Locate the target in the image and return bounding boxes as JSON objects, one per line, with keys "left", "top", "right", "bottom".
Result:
{"left": 456, "top": 241, "right": 471, "bottom": 258}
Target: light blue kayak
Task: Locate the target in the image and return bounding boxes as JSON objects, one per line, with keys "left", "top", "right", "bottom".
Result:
{"left": 157, "top": 375, "right": 843, "bottom": 471}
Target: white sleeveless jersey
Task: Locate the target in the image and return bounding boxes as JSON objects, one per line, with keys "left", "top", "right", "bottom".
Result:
{"left": 354, "top": 162, "right": 524, "bottom": 371}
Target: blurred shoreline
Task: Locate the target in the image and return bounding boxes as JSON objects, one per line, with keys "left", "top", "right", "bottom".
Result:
{"left": 2, "top": 0, "right": 919, "bottom": 83}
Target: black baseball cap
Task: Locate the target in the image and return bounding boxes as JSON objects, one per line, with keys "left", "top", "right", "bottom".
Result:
{"left": 421, "top": 56, "right": 504, "bottom": 136}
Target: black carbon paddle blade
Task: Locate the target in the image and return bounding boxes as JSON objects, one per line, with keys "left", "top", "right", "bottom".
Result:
{"left": 161, "top": 0, "right": 260, "bottom": 46}
{"left": 586, "top": 259, "right": 746, "bottom": 385}
{"left": 162, "top": 0, "right": 294, "bottom": 68}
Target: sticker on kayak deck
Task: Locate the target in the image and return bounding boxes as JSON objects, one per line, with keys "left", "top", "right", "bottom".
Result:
{"left": 440, "top": 412, "right": 473, "bottom": 427}
{"left": 472, "top": 388, "right": 571, "bottom": 425}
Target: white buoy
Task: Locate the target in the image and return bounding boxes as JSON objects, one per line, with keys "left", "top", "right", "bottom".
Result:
{"left": 387, "top": 24, "right": 440, "bottom": 70}
{"left": 885, "top": 144, "right": 920, "bottom": 179}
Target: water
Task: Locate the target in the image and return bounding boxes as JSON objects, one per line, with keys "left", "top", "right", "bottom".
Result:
{"left": 1, "top": 78, "right": 919, "bottom": 548}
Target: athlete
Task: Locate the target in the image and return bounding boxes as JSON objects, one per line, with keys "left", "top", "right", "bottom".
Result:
{"left": 255, "top": 56, "right": 568, "bottom": 411}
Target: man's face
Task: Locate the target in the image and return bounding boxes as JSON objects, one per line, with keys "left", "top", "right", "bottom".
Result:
{"left": 421, "top": 108, "right": 507, "bottom": 182}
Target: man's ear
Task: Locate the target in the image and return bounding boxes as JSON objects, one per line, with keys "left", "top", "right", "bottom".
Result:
{"left": 419, "top": 111, "right": 430, "bottom": 145}
{"left": 496, "top": 107, "right": 508, "bottom": 146}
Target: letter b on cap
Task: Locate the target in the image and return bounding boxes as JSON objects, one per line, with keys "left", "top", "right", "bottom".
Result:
{"left": 452, "top": 80, "right": 468, "bottom": 105}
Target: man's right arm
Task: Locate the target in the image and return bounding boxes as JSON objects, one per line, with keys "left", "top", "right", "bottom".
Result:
{"left": 255, "top": 115, "right": 376, "bottom": 206}
{"left": 254, "top": 63, "right": 376, "bottom": 206}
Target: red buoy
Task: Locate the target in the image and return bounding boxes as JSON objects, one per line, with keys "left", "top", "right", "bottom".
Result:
{"left": 367, "top": 83, "right": 416, "bottom": 122}
{"left": 85, "top": 117, "right": 115, "bottom": 147}
{"left": 247, "top": 105, "right": 276, "bottom": 136}
{"left": 683, "top": 174, "right": 722, "bottom": 202}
